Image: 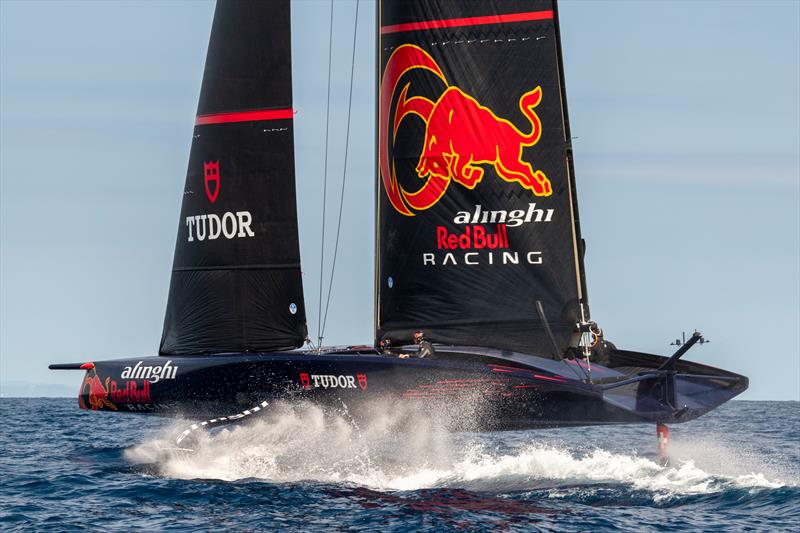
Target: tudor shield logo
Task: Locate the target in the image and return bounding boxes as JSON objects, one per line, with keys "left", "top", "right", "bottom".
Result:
{"left": 186, "top": 160, "right": 255, "bottom": 242}
{"left": 298, "top": 373, "right": 369, "bottom": 390}
{"left": 204, "top": 160, "right": 220, "bottom": 203}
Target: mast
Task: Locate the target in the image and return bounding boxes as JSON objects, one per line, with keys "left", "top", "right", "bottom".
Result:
{"left": 374, "top": 0, "right": 383, "bottom": 344}
{"left": 375, "top": 0, "right": 588, "bottom": 356}
{"left": 552, "top": 0, "right": 590, "bottom": 319}
{"left": 160, "top": 0, "right": 307, "bottom": 355}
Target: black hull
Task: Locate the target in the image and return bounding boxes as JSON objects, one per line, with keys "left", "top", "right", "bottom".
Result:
{"left": 55, "top": 346, "right": 747, "bottom": 430}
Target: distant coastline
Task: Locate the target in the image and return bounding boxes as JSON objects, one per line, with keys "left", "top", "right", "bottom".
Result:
{"left": 0, "top": 381, "right": 76, "bottom": 398}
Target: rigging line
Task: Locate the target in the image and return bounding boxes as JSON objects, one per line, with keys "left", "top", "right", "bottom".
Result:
{"left": 317, "top": 0, "right": 335, "bottom": 349}
{"left": 321, "top": 0, "right": 360, "bottom": 341}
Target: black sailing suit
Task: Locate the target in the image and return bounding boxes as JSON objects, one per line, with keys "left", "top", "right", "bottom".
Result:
{"left": 417, "top": 340, "right": 435, "bottom": 358}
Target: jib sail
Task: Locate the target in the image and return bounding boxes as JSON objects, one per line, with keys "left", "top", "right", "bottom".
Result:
{"left": 376, "top": 0, "right": 588, "bottom": 355}
{"left": 161, "top": 0, "right": 307, "bottom": 355}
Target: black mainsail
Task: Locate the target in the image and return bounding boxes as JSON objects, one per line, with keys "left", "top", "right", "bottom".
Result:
{"left": 376, "top": 0, "right": 587, "bottom": 355}
{"left": 160, "top": 0, "right": 307, "bottom": 355}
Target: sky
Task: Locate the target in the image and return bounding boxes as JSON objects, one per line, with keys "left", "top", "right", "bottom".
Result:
{"left": 1, "top": 0, "right": 798, "bottom": 400}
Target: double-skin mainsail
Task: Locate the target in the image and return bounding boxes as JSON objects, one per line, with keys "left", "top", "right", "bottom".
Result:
{"left": 376, "top": 0, "right": 588, "bottom": 357}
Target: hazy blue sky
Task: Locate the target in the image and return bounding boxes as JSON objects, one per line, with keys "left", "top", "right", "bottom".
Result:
{"left": 1, "top": 1, "right": 798, "bottom": 400}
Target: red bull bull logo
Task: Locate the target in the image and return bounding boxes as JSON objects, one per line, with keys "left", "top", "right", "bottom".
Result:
{"left": 79, "top": 368, "right": 117, "bottom": 411}
{"left": 79, "top": 367, "right": 155, "bottom": 411}
{"left": 380, "top": 44, "right": 552, "bottom": 216}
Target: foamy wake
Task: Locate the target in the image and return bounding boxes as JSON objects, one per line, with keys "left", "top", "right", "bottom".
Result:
{"left": 125, "top": 402, "right": 789, "bottom": 497}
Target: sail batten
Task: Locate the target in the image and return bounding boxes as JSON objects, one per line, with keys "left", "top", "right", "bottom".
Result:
{"left": 160, "top": 0, "right": 307, "bottom": 356}
{"left": 376, "top": 0, "right": 586, "bottom": 356}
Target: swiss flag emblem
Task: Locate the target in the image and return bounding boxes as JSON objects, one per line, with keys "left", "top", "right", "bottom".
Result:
{"left": 203, "top": 161, "right": 220, "bottom": 203}
{"left": 357, "top": 374, "right": 368, "bottom": 390}
{"left": 299, "top": 372, "right": 311, "bottom": 389}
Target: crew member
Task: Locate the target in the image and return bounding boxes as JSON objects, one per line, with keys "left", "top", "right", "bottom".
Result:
{"left": 414, "top": 331, "right": 435, "bottom": 358}
{"left": 379, "top": 338, "right": 395, "bottom": 356}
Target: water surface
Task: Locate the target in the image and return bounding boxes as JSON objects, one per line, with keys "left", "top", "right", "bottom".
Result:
{"left": 1, "top": 399, "right": 797, "bottom": 531}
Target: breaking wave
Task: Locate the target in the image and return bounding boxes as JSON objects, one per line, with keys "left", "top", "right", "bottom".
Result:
{"left": 125, "top": 401, "right": 790, "bottom": 501}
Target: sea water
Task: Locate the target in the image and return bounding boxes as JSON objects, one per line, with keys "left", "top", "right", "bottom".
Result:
{"left": 0, "top": 399, "right": 797, "bottom": 531}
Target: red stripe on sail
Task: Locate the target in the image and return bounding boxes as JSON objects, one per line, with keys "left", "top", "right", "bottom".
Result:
{"left": 380, "top": 10, "right": 554, "bottom": 34}
{"left": 195, "top": 108, "right": 294, "bottom": 126}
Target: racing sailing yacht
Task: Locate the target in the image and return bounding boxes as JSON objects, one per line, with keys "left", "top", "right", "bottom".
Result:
{"left": 50, "top": 0, "right": 747, "bottom": 449}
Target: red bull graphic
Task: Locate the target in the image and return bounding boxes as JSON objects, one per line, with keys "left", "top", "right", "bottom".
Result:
{"left": 380, "top": 44, "right": 552, "bottom": 216}
{"left": 437, "top": 225, "right": 509, "bottom": 251}
{"left": 79, "top": 368, "right": 117, "bottom": 411}
{"left": 79, "top": 367, "right": 154, "bottom": 411}
{"left": 108, "top": 380, "right": 152, "bottom": 404}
